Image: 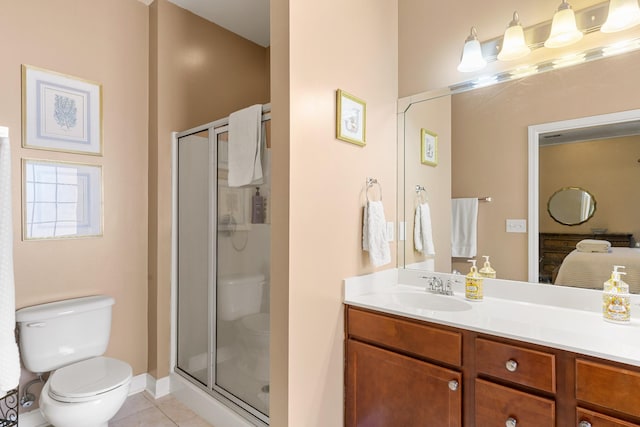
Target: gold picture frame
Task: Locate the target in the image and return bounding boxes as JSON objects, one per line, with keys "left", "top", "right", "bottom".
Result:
{"left": 22, "top": 158, "right": 103, "bottom": 240}
{"left": 336, "top": 89, "right": 366, "bottom": 146}
{"left": 22, "top": 65, "right": 103, "bottom": 155}
{"left": 420, "top": 128, "right": 438, "bottom": 166}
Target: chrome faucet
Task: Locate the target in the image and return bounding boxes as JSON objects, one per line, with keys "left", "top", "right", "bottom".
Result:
{"left": 420, "top": 276, "right": 454, "bottom": 296}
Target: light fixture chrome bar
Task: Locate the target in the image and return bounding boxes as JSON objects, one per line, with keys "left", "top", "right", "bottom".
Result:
{"left": 480, "top": 1, "right": 610, "bottom": 62}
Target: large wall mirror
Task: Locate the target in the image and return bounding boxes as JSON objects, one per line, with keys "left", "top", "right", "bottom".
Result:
{"left": 399, "top": 48, "right": 640, "bottom": 293}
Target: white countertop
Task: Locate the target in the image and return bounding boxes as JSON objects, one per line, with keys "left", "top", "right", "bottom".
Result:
{"left": 344, "top": 269, "right": 640, "bottom": 367}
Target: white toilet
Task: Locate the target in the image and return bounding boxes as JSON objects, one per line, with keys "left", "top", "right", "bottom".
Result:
{"left": 218, "top": 274, "right": 270, "bottom": 381}
{"left": 16, "top": 295, "right": 132, "bottom": 427}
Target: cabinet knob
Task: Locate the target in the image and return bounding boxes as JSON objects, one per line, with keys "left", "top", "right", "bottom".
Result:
{"left": 506, "top": 417, "right": 517, "bottom": 427}
{"left": 505, "top": 359, "right": 518, "bottom": 372}
{"left": 448, "top": 380, "right": 459, "bottom": 391}
{"left": 578, "top": 421, "right": 592, "bottom": 427}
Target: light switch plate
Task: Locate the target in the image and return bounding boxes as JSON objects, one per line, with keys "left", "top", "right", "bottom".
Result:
{"left": 398, "top": 221, "right": 406, "bottom": 241}
{"left": 506, "top": 219, "right": 527, "bottom": 233}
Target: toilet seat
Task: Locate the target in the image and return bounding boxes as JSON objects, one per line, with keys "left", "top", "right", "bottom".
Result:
{"left": 49, "top": 356, "right": 132, "bottom": 403}
{"left": 240, "top": 313, "right": 270, "bottom": 336}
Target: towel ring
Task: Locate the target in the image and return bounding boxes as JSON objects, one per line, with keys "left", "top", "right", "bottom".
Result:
{"left": 366, "top": 177, "right": 382, "bottom": 202}
{"left": 415, "top": 185, "right": 428, "bottom": 203}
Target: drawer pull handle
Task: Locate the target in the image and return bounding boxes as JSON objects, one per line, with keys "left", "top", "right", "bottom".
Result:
{"left": 506, "top": 417, "right": 517, "bottom": 427}
{"left": 447, "top": 380, "right": 459, "bottom": 391}
{"left": 505, "top": 359, "right": 518, "bottom": 372}
{"left": 578, "top": 422, "right": 592, "bottom": 427}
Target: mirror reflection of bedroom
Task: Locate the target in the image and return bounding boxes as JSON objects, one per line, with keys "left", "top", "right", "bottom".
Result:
{"left": 538, "top": 124, "right": 640, "bottom": 293}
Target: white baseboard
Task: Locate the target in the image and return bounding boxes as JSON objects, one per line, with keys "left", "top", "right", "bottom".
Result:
{"left": 18, "top": 409, "right": 48, "bottom": 427}
{"left": 18, "top": 373, "right": 171, "bottom": 427}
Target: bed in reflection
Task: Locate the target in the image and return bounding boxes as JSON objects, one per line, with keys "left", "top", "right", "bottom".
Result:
{"left": 555, "top": 247, "right": 640, "bottom": 293}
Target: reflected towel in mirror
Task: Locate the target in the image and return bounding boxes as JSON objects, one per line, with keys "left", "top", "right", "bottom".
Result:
{"left": 576, "top": 239, "right": 611, "bottom": 253}
{"left": 414, "top": 202, "right": 435, "bottom": 256}
{"left": 451, "top": 198, "right": 478, "bottom": 258}
{"left": 363, "top": 200, "right": 391, "bottom": 267}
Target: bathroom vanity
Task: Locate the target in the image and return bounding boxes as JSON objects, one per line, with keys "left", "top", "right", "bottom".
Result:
{"left": 343, "top": 270, "right": 640, "bottom": 427}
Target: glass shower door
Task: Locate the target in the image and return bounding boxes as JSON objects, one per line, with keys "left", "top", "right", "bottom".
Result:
{"left": 176, "top": 130, "right": 213, "bottom": 386}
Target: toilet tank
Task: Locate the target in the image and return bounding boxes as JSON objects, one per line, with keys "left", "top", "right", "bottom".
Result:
{"left": 16, "top": 295, "right": 115, "bottom": 373}
{"left": 218, "top": 274, "right": 266, "bottom": 321}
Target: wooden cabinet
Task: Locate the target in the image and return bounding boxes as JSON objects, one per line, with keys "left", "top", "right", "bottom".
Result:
{"left": 346, "top": 339, "right": 462, "bottom": 427}
{"left": 475, "top": 378, "right": 555, "bottom": 427}
{"left": 538, "top": 233, "right": 633, "bottom": 283}
{"left": 345, "top": 306, "right": 640, "bottom": 427}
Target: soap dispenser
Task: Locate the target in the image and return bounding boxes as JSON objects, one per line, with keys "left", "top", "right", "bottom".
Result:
{"left": 603, "top": 265, "right": 631, "bottom": 323}
{"left": 251, "top": 187, "right": 265, "bottom": 224}
{"left": 465, "top": 259, "right": 484, "bottom": 302}
{"left": 479, "top": 255, "right": 496, "bottom": 279}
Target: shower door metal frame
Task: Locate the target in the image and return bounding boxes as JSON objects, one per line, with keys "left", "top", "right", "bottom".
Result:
{"left": 173, "top": 105, "right": 271, "bottom": 427}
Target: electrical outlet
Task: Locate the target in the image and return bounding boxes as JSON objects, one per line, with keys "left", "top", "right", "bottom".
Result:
{"left": 506, "top": 219, "right": 527, "bottom": 233}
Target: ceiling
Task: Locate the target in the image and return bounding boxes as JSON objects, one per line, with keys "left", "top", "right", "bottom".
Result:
{"left": 167, "top": 0, "right": 270, "bottom": 47}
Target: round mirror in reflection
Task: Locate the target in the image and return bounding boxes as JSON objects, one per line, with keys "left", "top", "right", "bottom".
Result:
{"left": 547, "top": 187, "right": 596, "bottom": 226}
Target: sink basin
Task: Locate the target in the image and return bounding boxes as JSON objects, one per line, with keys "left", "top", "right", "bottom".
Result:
{"left": 390, "top": 291, "right": 472, "bottom": 312}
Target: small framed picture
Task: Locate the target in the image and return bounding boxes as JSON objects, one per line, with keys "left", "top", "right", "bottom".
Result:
{"left": 22, "top": 159, "right": 103, "bottom": 240}
{"left": 336, "top": 89, "right": 366, "bottom": 146}
{"left": 217, "top": 180, "right": 252, "bottom": 231}
{"left": 420, "top": 128, "right": 438, "bottom": 166}
{"left": 22, "top": 65, "right": 102, "bottom": 155}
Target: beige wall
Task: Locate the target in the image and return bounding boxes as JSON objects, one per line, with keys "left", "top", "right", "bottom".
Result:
{"left": 399, "top": 0, "right": 638, "bottom": 96}
{"left": 539, "top": 136, "right": 640, "bottom": 241}
{"left": 0, "top": 0, "right": 149, "bottom": 398}
{"left": 269, "top": 0, "right": 399, "bottom": 425}
{"left": 148, "top": 0, "right": 270, "bottom": 378}
{"left": 403, "top": 96, "right": 452, "bottom": 271}
{"left": 451, "top": 50, "right": 640, "bottom": 281}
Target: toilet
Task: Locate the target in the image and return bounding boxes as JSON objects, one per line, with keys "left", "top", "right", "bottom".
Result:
{"left": 218, "top": 274, "right": 270, "bottom": 381}
{"left": 16, "top": 295, "right": 132, "bottom": 427}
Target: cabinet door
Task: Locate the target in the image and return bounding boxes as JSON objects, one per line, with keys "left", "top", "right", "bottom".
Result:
{"left": 475, "top": 379, "right": 555, "bottom": 427}
{"left": 346, "top": 339, "right": 462, "bottom": 427}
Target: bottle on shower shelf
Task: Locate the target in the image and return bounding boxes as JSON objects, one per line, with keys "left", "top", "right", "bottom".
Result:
{"left": 252, "top": 187, "right": 265, "bottom": 224}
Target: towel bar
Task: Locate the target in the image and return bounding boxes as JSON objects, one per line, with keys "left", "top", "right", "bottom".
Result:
{"left": 365, "top": 177, "right": 382, "bottom": 201}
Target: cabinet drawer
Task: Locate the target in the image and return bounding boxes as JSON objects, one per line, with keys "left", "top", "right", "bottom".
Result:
{"left": 576, "top": 359, "right": 640, "bottom": 419}
{"left": 476, "top": 337, "right": 556, "bottom": 393}
{"left": 347, "top": 307, "right": 462, "bottom": 366}
{"left": 475, "top": 379, "right": 555, "bottom": 427}
{"left": 577, "top": 408, "right": 640, "bottom": 427}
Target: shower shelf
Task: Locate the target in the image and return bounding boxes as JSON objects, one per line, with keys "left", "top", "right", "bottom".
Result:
{"left": 0, "top": 388, "right": 18, "bottom": 426}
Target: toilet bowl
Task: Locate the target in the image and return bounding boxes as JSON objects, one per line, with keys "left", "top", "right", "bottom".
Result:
{"left": 15, "top": 296, "right": 133, "bottom": 427}
{"left": 235, "top": 312, "right": 270, "bottom": 381}
{"left": 40, "top": 357, "right": 131, "bottom": 427}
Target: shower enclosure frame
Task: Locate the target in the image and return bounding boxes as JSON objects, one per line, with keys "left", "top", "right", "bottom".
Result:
{"left": 171, "top": 105, "right": 271, "bottom": 427}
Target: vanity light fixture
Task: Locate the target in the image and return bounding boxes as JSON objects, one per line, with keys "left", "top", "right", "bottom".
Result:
{"left": 457, "top": 27, "right": 487, "bottom": 72}
{"left": 497, "top": 12, "right": 531, "bottom": 61}
{"left": 545, "top": 0, "right": 584, "bottom": 48}
{"left": 602, "top": 38, "right": 640, "bottom": 55}
{"left": 601, "top": 0, "right": 640, "bottom": 33}
{"left": 551, "top": 52, "right": 586, "bottom": 68}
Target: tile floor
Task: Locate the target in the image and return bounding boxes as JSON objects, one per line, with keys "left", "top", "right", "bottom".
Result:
{"left": 108, "top": 392, "right": 215, "bottom": 427}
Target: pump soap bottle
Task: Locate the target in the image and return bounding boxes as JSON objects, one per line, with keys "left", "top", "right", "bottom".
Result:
{"left": 603, "top": 265, "right": 631, "bottom": 323}
{"left": 251, "top": 187, "right": 265, "bottom": 224}
{"left": 465, "top": 259, "right": 484, "bottom": 301}
{"left": 479, "top": 255, "right": 496, "bottom": 279}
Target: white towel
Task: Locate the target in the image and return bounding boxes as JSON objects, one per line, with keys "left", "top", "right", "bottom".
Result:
{"left": 228, "top": 104, "right": 264, "bottom": 187}
{"left": 362, "top": 201, "right": 391, "bottom": 267}
{"left": 0, "top": 130, "right": 20, "bottom": 397}
{"left": 414, "top": 202, "right": 435, "bottom": 255}
{"left": 451, "top": 198, "right": 478, "bottom": 258}
{"left": 576, "top": 239, "right": 611, "bottom": 253}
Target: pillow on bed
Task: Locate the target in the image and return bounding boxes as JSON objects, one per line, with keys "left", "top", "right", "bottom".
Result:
{"left": 576, "top": 239, "right": 611, "bottom": 253}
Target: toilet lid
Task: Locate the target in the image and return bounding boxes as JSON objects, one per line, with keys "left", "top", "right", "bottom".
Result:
{"left": 241, "top": 313, "right": 270, "bottom": 335}
{"left": 49, "top": 356, "right": 132, "bottom": 403}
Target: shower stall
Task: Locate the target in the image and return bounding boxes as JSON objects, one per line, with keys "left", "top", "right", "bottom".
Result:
{"left": 172, "top": 105, "right": 271, "bottom": 426}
